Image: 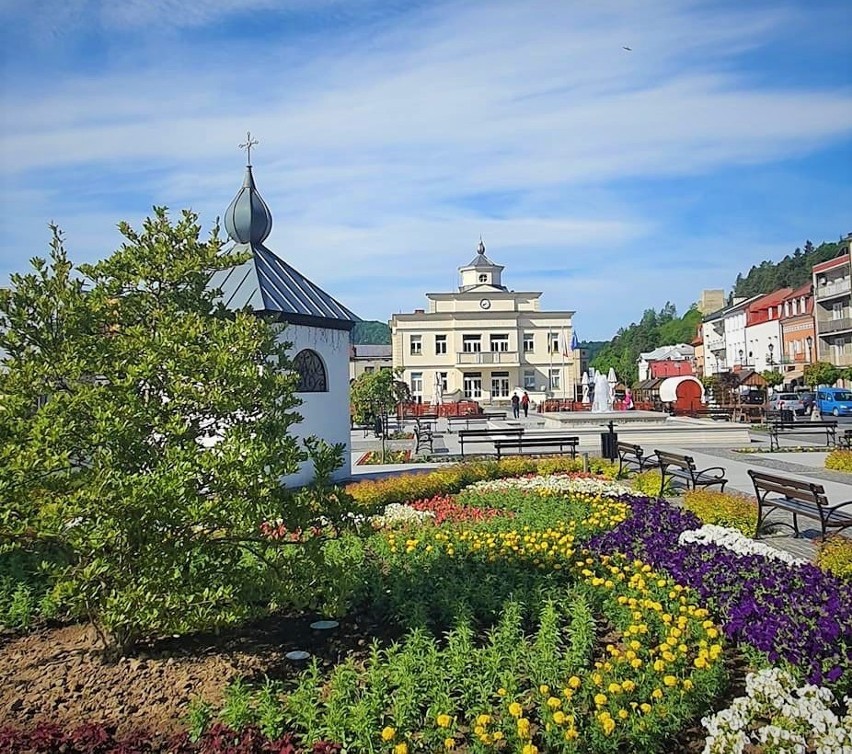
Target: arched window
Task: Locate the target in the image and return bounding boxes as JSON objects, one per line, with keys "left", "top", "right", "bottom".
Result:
{"left": 293, "top": 349, "right": 327, "bottom": 392}
{"left": 478, "top": 273, "right": 488, "bottom": 283}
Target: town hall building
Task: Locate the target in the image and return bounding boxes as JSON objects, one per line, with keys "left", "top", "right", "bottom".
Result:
{"left": 391, "top": 241, "right": 580, "bottom": 405}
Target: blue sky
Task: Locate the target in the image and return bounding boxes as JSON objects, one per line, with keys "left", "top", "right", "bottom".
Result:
{"left": 1, "top": 0, "right": 850, "bottom": 340}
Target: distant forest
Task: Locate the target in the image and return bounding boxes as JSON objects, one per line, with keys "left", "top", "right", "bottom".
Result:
{"left": 351, "top": 320, "right": 391, "bottom": 344}
{"left": 731, "top": 240, "right": 841, "bottom": 299}
{"left": 590, "top": 304, "right": 702, "bottom": 385}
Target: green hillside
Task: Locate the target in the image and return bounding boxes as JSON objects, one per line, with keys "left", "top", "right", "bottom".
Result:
{"left": 351, "top": 320, "right": 391, "bottom": 345}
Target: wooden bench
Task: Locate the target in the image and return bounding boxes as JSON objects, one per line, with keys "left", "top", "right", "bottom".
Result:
{"left": 748, "top": 469, "right": 852, "bottom": 539}
{"left": 458, "top": 427, "right": 524, "bottom": 457}
{"left": 414, "top": 423, "right": 433, "bottom": 454}
{"left": 616, "top": 442, "right": 658, "bottom": 477}
{"left": 767, "top": 419, "right": 837, "bottom": 451}
{"left": 653, "top": 450, "right": 727, "bottom": 496}
{"left": 839, "top": 429, "right": 852, "bottom": 449}
{"left": 493, "top": 435, "right": 579, "bottom": 461}
{"left": 447, "top": 414, "right": 488, "bottom": 431}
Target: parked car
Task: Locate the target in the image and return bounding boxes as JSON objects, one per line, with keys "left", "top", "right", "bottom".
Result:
{"left": 816, "top": 387, "right": 852, "bottom": 417}
{"left": 767, "top": 392, "right": 806, "bottom": 416}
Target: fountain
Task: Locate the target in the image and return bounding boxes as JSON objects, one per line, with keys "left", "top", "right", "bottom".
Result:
{"left": 591, "top": 371, "right": 613, "bottom": 413}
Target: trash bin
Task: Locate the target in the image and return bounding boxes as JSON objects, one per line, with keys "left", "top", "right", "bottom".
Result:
{"left": 600, "top": 421, "right": 618, "bottom": 460}
{"left": 780, "top": 408, "right": 794, "bottom": 423}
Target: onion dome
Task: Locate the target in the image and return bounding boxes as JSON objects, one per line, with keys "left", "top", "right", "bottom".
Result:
{"left": 223, "top": 166, "right": 273, "bottom": 244}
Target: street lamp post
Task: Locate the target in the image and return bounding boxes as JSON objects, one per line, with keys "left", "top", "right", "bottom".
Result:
{"left": 767, "top": 342, "right": 775, "bottom": 370}
{"left": 806, "top": 335, "right": 813, "bottom": 363}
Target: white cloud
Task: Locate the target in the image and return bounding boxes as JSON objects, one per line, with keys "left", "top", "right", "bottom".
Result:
{"left": 1, "top": 0, "right": 851, "bottom": 337}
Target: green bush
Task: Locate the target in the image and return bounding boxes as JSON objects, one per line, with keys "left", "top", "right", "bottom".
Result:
{"left": 682, "top": 489, "right": 758, "bottom": 536}
{"left": 826, "top": 449, "right": 852, "bottom": 473}
{"left": 816, "top": 536, "right": 852, "bottom": 579}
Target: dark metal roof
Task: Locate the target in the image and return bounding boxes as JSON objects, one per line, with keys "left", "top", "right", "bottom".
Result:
{"left": 211, "top": 164, "right": 358, "bottom": 330}
{"left": 464, "top": 238, "right": 501, "bottom": 268}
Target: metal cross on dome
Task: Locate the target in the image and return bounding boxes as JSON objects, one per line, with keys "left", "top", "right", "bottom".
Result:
{"left": 239, "top": 131, "right": 259, "bottom": 166}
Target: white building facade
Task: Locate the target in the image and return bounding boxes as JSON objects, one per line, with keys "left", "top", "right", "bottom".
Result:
{"left": 391, "top": 242, "right": 580, "bottom": 405}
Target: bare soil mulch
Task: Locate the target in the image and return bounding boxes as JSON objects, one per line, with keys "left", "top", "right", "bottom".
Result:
{"left": 0, "top": 611, "right": 395, "bottom": 738}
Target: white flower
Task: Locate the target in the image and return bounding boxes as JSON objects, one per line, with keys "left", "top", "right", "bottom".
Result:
{"left": 679, "top": 525, "right": 807, "bottom": 565}
{"left": 371, "top": 503, "right": 435, "bottom": 527}
{"left": 703, "top": 668, "right": 852, "bottom": 753}
{"left": 465, "top": 474, "right": 632, "bottom": 497}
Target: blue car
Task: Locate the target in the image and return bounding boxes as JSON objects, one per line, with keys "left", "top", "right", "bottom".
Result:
{"left": 816, "top": 387, "right": 852, "bottom": 417}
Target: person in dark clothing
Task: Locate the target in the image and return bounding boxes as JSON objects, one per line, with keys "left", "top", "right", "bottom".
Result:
{"left": 521, "top": 391, "right": 530, "bottom": 417}
{"left": 511, "top": 393, "right": 520, "bottom": 418}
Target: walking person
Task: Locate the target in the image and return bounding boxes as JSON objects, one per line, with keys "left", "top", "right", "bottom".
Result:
{"left": 521, "top": 391, "right": 530, "bottom": 418}
{"left": 511, "top": 392, "right": 520, "bottom": 419}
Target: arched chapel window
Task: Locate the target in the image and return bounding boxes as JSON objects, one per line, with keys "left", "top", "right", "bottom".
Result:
{"left": 293, "top": 349, "right": 327, "bottom": 392}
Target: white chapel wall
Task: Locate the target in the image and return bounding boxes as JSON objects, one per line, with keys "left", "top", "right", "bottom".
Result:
{"left": 279, "top": 323, "right": 352, "bottom": 487}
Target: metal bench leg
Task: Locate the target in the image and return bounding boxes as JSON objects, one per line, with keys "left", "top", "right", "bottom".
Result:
{"left": 792, "top": 512, "right": 800, "bottom": 538}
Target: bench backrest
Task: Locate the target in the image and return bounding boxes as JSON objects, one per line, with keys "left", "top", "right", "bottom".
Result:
{"left": 617, "top": 441, "right": 643, "bottom": 456}
{"left": 459, "top": 427, "right": 524, "bottom": 439}
{"left": 654, "top": 450, "right": 695, "bottom": 471}
{"left": 747, "top": 469, "right": 828, "bottom": 507}
{"left": 500, "top": 435, "right": 578, "bottom": 444}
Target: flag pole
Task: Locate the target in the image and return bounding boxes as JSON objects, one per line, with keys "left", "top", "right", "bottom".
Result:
{"left": 561, "top": 327, "right": 566, "bottom": 402}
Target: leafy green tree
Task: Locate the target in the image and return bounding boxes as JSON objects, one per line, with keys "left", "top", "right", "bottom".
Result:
{"left": 760, "top": 370, "right": 784, "bottom": 389}
{"left": 350, "top": 320, "right": 391, "bottom": 345}
{"left": 804, "top": 361, "right": 841, "bottom": 388}
{"left": 0, "top": 209, "right": 353, "bottom": 652}
{"left": 350, "top": 369, "right": 408, "bottom": 461}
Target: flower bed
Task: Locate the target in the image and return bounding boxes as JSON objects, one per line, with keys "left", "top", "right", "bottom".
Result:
{"left": 356, "top": 449, "right": 412, "bottom": 465}
{"left": 826, "top": 448, "right": 852, "bottom": 472}
{"left": 9, "top": 466, "right": 852, "bottom": 751}
{"left": 589, "top": 497, "right": 852, "bottom": 690}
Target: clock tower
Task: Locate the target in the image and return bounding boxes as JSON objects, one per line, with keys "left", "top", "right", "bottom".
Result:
{"left": 458, "top": 239, "right": 507, "bottom": 292}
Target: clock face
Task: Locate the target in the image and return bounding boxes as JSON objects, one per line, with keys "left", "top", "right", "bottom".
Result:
{"left": 480, "top": 298, "right": 491, "bottom": 310}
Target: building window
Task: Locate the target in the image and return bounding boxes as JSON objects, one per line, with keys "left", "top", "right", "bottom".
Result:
{"left": 523, "top": 333, "right": 534, "bottom": 352}
{"left": 293, "top": 349, "right": 327, "bottom": 392}
{"left": 550, "top": 334, "right": 560, "bottom": 353}
{"left": 478, "top": 273, "right": 488, "bottom": 283}
{"left": 437, "top": 371, "right": 448, "bottom": 391}
{"left": 833, "top": 302, "right": 844, "bottom": 320}
{"left": 364, "top": 366, "right": 374, "bottom": 373}
{"left": 410, "top": 335, "right": 422, "bottom": 355}
{"left": 491, "top": 371, "right": 510, "bottom": 398}
{"left": 411, "top": 372, "right": 423, "bottom": 395}
{"left": 549, "top": 368, "right": 561, "bottom": 390}
{"left": 463, "top": 372, "right": 482, "bottom": 399}
{"left": 523, "top": 369, "right": 536, "bottom": 389}
{"left": 490, "top": 334, "right": 509, "bottom": 352}
{"left": 462, "top": 335, "right": 482, "bottom": 353}
{"left": 435, "top": 334, "right": 447, "bottom": 355}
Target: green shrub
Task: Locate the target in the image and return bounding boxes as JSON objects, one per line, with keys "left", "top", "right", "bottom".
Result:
{"left": 826, "top": 449, "right": 852, "bottom": 473}
{"left": 816, "top": 536, "right": 852, "bottom": 579}
{"left": 682, "top": 488, "right": 758, "bottom": 536}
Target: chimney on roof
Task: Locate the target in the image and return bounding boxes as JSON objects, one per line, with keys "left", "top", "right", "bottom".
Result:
{"left": 414, "top": 308, "right": 424, "bottom": 314}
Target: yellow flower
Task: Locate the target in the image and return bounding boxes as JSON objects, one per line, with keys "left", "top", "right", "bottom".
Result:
{"left": 607, "top": 682, "right": 622, "bottom": 694}
{"left": 522, "top": 745, "right": 539, "bottom": 754}
{"left": 553, "top": 711, "right": 566, "bottom": 725}
{"left": 476, "top": 714, "right": 492, "bottom": 727}
{"left": 509, "top": 702, "right": 524, "bottom": 718}
{"left": 618, "top": 709, "right": 629, "bottom": 720}
{"left": 640, "top": 702, "right": 652, "bottom": 713}
{"left": 497, "top": 687, "right": 508, "bottom": 696}
{"left": 547, "top": 696, "right": 562, "bottom": 709}
{"left": 621, "top": 679, "right": 636, "bottom": 693}
{"left": 492, "top": 731, "right": 504, "bottom": 741}
{"left": 598, "top": 714, "right": 616, "bottom": 736}
{"left": 393, "top": 744, "right": 408, "bottom": 754}
{"left": 381, "top": 727, "right": 396, "bottom": 742}
{"left": 564, "top": 728, "right": 579, "bottom": 741}
{"left": 651, "top": 688, "right": 663, "bottom": 699}
{"left": 694, "top": 656, "right": 708, "bottom": 669}
{"left": 436, "top": 714, "right": 452, "bottom": 728}
{"left": 594, "top": 693, "right": 608, "bottom": 706}
{"left": 663, "top": 675, "right": 678, "bottom": 687}
{"left": 444, "top": 738, "right": 456, "bottom": 750}
{"left": 683, "top": 679, "right": 694, "bottom": 691}
{"left": 539, "top": 684, "right": 550, "bottom": 695}
{"left": 517, "top": 718, "right": 531, "bottom": 738}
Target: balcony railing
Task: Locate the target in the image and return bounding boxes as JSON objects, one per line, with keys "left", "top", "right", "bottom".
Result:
{"left": 818, "top": 317, "right": 852, "bottom": 335}
{"left": 705, "top": 338, "right": 726, "bottom": 352}
{"left": 457, "top": 350, "right": 519, "bottom": 365}
{"left": 815, "top": 278, "right": 851, "bottom": 301}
